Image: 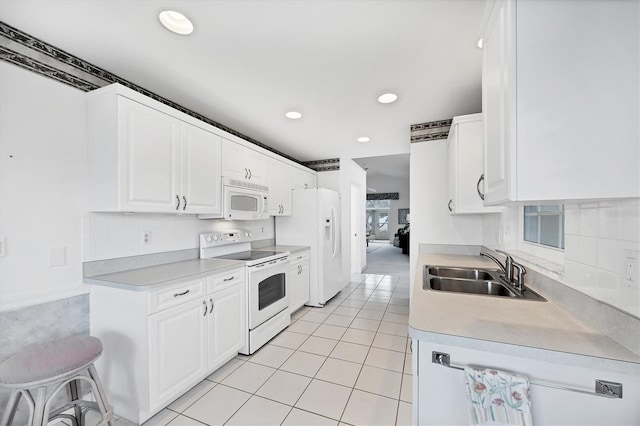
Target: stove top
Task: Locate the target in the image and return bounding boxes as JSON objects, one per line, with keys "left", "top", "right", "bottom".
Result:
{"left": 215, "top": 250, "right": 281, "bottom": 262}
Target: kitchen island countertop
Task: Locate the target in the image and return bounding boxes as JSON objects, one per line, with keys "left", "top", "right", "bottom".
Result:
{"left": 409, "top": 253, "right": 640, "bottom": 368}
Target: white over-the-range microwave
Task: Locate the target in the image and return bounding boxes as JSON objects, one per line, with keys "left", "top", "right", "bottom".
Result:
{"left": 200, "top": 177, "right": 269, "bottom": 220}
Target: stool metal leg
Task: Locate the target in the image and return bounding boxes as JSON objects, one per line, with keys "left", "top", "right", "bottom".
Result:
{"left": 87, "top": 365, "right": 114, "bottom": 426}
{"left": 66, "top": 379, "right": 82, "bottom": 426}
{"left": 30, "top": 387, "right": 48, "bottom": 426}
{"left": 0, "top": 389, "right": 22, "bottom": 426}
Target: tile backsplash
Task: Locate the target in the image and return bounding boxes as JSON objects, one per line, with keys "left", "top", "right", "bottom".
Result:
{"left": 564, "top": 200, "right": 640, "bottom": 317}
{"left": 483, "top": 198, "right": 640, "bottom": 318}
{"left": 83, "top": 213, "right": 275, "bottom": 262}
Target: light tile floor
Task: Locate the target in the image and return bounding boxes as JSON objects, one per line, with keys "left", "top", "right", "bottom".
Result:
{"left": 136, "top": 272, "right": 413, "bottom": 426}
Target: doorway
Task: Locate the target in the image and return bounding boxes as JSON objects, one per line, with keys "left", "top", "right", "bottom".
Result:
{"left": 366, "top": 200, "right": 390, "bottom": 241}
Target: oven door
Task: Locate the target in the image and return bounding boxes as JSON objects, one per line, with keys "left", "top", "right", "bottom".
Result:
{"left": 248, "top": 257, "right": 289, "bottom": 329}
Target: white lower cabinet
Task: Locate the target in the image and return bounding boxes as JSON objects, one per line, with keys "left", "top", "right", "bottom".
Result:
{"left": 90, "top": 267, "right": 245, "bottom": 424}
{"left": 413, "top": 339, "right": 639, "bottom": 425}
{"left": 148, "top": 298, "right": 208, "bottom": 408}
{"left": 207, "top": 281, "right": 245, "bottom": 369}
{"left": 287, "top": 250, "right": 310, "bottom": 314}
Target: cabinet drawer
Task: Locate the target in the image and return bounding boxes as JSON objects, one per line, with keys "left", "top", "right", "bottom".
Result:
{"left": 149, "top": 278, "right": 205, "bottom": 314}
{"left": 290, "top": 251, "right": 309, "bottom": 264}
{"left": 207, "top": 268, "right": 245, "bottom": 293}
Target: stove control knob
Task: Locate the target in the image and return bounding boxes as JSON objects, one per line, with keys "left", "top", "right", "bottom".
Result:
{"left": 206, "top": 236, "right": 212, "bottom": 242}
{"left": 244, "top": 231, "right": 250, "bottom": 238}
{"left": 248, "top": 232, "right": 253, "bottom": 238}
{"left": 213, "top": 235, "right": 219, "bottom": 241}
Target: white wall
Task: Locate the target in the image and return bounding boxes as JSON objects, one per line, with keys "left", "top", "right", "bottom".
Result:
{"left": 0, "top": 61, "right": 276, "bottom": 310}
{"left": 0, "top": 62, "right": 89, "bottom": 310}
{"left": 366, "top": 174, "right": 410, "bottom": 243}
{"left": 84, "top": 213, "right": 273, "bottom": 261}
{"left": 318, "top": 159, "right": 367, "bottom": 277}
{"left": 409, "top": 140, "right": 484, "bottom": 284}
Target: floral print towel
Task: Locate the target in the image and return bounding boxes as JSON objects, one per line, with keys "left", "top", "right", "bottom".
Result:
{"left": 464, "top": 366, "right": 533, "bottom": 425}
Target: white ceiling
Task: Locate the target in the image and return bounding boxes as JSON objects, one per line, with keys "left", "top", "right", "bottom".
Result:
{"left": 0, "top": 0, "right": 485, "bottom": 166}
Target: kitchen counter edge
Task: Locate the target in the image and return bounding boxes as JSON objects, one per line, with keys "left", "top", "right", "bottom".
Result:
{"left": 84, "top": 258, "right": 245, "bottom": 291}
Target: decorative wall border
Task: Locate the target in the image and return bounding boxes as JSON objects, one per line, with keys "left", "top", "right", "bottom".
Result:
{"left": 302, "top": 158, "right": 340, "bottom": 172}
{"left": 366, "top": 192, "right": 399, "bottom": 200}
{"left": 410, "top": 118, "right": 453, "bottom": 142}
{"left": 0, "top": 21, "right": 305, "bottom": 165}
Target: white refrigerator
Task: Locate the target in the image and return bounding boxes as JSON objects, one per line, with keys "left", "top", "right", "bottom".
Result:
{"left": 276, "top": 188, "right": 344, "bottom": 307}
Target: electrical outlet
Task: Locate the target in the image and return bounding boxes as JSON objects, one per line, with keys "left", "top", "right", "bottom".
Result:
{"left": 142, "top": 231, "right": 151, "bottom": 245}
{"left": 626, "top": 257, "right": 636, "bottom": 282}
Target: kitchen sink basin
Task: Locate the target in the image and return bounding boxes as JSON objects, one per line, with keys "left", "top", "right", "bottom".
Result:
{"left": 423, "top": 265, "right": 547, "bottom": 301}
{"left": 427, "top": 266, "right": 497, "bottom": 281}
{"left": 428, "top": 277, "right": 517, "bottom": 297}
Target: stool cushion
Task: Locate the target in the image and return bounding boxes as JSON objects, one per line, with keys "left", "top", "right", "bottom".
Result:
{"left": 0, "top": 334, "right": 102, "bottom": 385}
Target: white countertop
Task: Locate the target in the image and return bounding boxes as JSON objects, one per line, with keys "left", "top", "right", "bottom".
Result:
{"left": 409, "top": 253, "right": 640, "bottom": 365}
{"left": 84, "top": 258, "right": 243, "bottom": 291}
{"left": 260, "top": 245, "right": 309, "bottom": 254}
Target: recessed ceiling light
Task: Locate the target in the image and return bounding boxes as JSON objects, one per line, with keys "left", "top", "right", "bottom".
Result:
{"left": 377, "top": 93, "right": 398, "bottom": 104}
{"left": 357, "top": 137, "right": 370, "bottom": 143}
{"left": 285, "top": 111, "right": 302, "bottom": 119}
{"left": 477, "top": 38, "right": 483, "bottom": 49}
{"left": 159, "top": 10, "right": 194, "bottom": 35}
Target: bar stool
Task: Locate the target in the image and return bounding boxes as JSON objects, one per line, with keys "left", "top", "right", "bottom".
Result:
{"left": 0, "top": 334, "right": 113, "bottom": 426}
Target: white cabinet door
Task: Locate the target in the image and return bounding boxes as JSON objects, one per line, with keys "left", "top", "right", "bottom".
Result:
{"left": 268, "top": 159, "right": 293, "bottom": 216}
{"left": 292, "top": 168, "right": 317, "bottom": 190}
{"left": 448, "top": 115, "right": 502, "bottom": 214}
{"left": 482, "top": 0, "right": 640, "bottom": 204}
{"left": 148, "top": 298, "right": 207, "bottom": 409}
{"left": 180, "top": 123, "right": 222, "bottom": 216}
{"left": 415, "top": 340, "right": 640, "bottom": 425}
{"left": 221, "top": 139, "right": 268, "bottom": 185}
{"left": 119, "top": 97, "right": 181, "bottom": 212}
{"left": 207, "top": 284, "right": 245, "bottom": 370}
{"left": 287, "top": 251, "right": 310, "bottom": 314}
{"left": 482, "top": 0, "right": 512, "bottom": 205}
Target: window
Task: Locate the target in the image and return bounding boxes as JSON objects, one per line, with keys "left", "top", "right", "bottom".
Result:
{"left": 523, "top": 205, "right": 565, "bottom": 249}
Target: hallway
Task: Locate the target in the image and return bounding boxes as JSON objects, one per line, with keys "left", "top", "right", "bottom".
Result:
{"left": 363, "top": 241, "right": 410, "bottom": 280}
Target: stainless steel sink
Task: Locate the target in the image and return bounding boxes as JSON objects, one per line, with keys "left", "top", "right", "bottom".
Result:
{"left": 427, "top": 266, "right": 497, "bottom": 281}
{"left": 424, "top": 265, "right": 547, "bottom": 301}
{"left": 429, "top": 277, "right": 518, "bottom": 297}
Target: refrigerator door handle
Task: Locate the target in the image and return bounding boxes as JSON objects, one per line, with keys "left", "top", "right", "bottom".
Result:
{"left": 331, "top": 206, "right": 338, "bottom": 258}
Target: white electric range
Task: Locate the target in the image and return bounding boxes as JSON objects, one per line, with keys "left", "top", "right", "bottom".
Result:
{"left": 200, "top": 230, "right": 290, "bottom": 354}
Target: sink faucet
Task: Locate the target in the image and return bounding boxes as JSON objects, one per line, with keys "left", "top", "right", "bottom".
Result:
{"left": 481, "top": 249, "right": 527, "bottom": 292}
{"left": 495, "top": 250, "right": 514, "bottom": 282}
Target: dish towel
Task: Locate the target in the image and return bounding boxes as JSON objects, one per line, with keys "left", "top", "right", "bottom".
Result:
{"left": 464, "top": 366, "right": 533, "bottom": 426}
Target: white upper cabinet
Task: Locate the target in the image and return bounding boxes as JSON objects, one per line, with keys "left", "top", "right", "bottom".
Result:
{"left": 481, "top": 0, "right": 640, "bottom": 204}
{"left": 87, "top": 85, "right": 222, "bottom": 215}
{"left": 180, "top": 124, "right": 222, "bottom": 215}
{"left": 268, "top": 158, "right": 293, "bottom": 216}
{"left": 292, "top": 167, "right": 318, "bottom": 190}
{"left": 221, "top": 139, "right": 268, "bottom": 186}
{"left": 447, "top": 114, "right": 502, "bottom": 214}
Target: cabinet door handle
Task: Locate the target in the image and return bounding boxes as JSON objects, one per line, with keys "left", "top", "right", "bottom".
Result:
{"left": 173, "top": 289, "right": 190, "bottom": 297}
{"left": 223, "top": 276, "right": 234, "bottom": 282}
{"left": 248, "top": 169, "right": 252, "bottom": 179}
{"left": 209, "top": 298, "right": 214, "bottom": 313}
{"left": 448, "top": 199, "right": 453, "bottom": 212}
{"left": 176, "top": 195, "right": 180, "bottom": 210}
{"left": 202, "top": 300, "right": 207, "bottom": 316}
{"left": 182, "top": 195, "right": 187, "bottom": 211}
{"left": 476, "top": 173, "right": 485, "bottom": 201}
